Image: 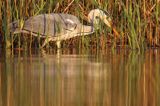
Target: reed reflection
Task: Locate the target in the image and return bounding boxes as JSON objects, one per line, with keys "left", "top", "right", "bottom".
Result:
{"left": 0, "top": 49, "right": 160, "bottom": 106}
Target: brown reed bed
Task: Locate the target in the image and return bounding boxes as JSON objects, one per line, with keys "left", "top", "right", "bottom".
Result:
{"left": 0, "top": 0, "right": 160, "bottom": 50}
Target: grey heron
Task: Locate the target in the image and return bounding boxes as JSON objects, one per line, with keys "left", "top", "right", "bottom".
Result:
{"left": 9, "top": 9, "right": 114, "bottom": 48}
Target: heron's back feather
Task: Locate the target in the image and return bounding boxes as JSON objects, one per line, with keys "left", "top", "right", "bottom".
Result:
{"left": 22, "top": 13, "right": 80, "bottom": 37}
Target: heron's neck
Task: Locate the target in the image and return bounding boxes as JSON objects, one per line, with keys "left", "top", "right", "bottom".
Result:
{"left": 89, "top": 19, "right": 100, "bottom": 30}
{"left": 91, "top": 23, "right": 100, "bottom": 31}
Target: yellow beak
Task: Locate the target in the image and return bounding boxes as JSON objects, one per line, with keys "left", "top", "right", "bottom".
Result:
{"left": 103, "top": 18, "right": 112, "bottom": 28}
{"left": 103, "top": 18, "right": 120, "bottom": 38}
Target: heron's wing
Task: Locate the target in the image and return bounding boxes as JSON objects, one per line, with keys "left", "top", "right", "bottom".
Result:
{"left": 22, "top": 14, "right": 58, "bottom": 37}
{"left": 22, "top": 14, "right": 79, "bottom": 37}
{"left": 64, "top": 19, "right": 77, "bottom": 31}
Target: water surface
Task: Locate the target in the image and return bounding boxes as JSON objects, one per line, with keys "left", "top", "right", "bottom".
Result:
{"left": 0, "top": 49, "right": 160, "bottom": 106}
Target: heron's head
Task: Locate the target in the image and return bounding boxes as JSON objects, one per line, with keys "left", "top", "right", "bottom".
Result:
{"left": 88, "top": 9, "right": 112, "bottom": 28}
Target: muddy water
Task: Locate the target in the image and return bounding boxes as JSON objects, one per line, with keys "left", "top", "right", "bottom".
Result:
{"left": 0, "top": 49, "right": 160, "bottom": 106}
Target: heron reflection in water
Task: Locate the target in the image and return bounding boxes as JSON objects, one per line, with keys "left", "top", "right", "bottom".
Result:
{"left": 10, "top": 9, "right": 117, "bottom": 49}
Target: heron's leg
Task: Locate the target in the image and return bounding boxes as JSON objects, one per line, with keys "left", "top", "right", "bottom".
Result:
{"left": 41, "top": 37, "right": 53, "bottom": 48}
{"left": 56, "top": 40, "right": 61, "bottom": 49}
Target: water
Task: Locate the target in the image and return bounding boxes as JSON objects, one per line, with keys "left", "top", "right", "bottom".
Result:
{"left": 0, "top": 49, "right": 160, "bottom": 106}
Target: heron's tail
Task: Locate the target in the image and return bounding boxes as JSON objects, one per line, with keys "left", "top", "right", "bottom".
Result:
{"left": 9, "top": 20, "right": 21, "bottom": 34}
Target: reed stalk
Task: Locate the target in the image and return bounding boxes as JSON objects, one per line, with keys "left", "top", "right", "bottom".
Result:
{"left": 0, "top": 1, "right": 2, "bottom": 42}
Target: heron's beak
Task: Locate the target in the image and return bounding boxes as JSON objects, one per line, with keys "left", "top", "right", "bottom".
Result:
{"left": 103, "top": 17, "right": 112, "bottom": 28}
{"left": 112, "top": 27, "right": 120, "bottom": 38}
{"left": 103, "top": 17, "right": 120, "bottom": 38}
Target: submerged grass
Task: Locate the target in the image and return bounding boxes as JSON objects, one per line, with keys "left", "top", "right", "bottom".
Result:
{"left": 0, "top": 0, "right": 160, "bottom": 50}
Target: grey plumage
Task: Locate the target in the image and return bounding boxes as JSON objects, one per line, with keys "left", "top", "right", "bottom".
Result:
{"left": 9, "top": 9, "right": 112, "bottom": 48}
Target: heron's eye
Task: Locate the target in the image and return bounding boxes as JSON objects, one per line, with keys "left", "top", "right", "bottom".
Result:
{"left": 95, "top": 16, "right": 99, "bottom": 19}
